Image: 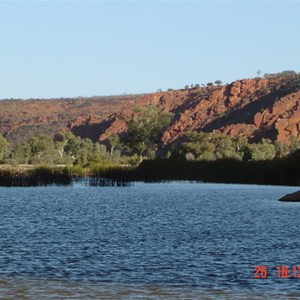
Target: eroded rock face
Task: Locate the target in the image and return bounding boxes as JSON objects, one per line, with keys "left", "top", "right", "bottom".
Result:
{"left": 251, "top": 90, "right": 300, "bottom": 143}
{"left": 0, "top": 77, "right": 300, "bottom": 147}
{"left": 226, "top": 78, "right": 268, "bottom": 107}
{"left": 161, "top": 78, "right": 270, "bottom": 144}
{"left": 274, "top": 92, "right": 300, "bottom": 142}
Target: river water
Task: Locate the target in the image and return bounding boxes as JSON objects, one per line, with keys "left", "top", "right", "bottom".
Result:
{"left": 0, "top": 182, "right": 300, "bottom": 299}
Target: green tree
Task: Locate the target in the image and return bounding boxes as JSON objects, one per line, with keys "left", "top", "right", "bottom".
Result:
{"left": 109, "top": 133, "right": 121, "bottom": 156}
{"left": 275, "top": 141, "right": 290, "bottom": 158}
{"left": 121, "top": 105, "right": 173, "bottom": 161}
{"left": 28, "top": 135, "right": 58, "bottom": 164}
{"left": 232, "top": 135, "right": 250, "bottom": 160}
{"left": 13, "top": 134, "right": 59, "bottom": 164}
{"left": 246, "top": 139, "right": 276, "bottom": 161}
{"left": 214, "top": 80, "right": 222, "bottom": 86}
{"left": 0, "top": 134, "right": 9, "bottom": 162}
{"left": 13, "top": 143, "right": 32, "bottom": 164}
{"left": 212, "top": 135, "right": 239, "bottom": 159}
{"left": 55, "top": 131, "right": 107, "bottom": 166}
{"left": 71, "top": 138, "right": 94, "bottom": 166}
{"left": 54, "top": 130, "right": 76, "bottom": 160}
{"left": 177, "top": 132, "right": 216, "bottom": 160}
{"left": 289, "top": 135, "right": 300, "bottom": 153}
{"left": 90, "top": 142, "right": 109, "bottom": 166}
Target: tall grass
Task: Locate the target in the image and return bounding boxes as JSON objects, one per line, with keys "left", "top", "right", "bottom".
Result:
{"left": 130, "top": 158, "right": 300, "bottom": 186}
{"left": 0, "top": 165, "right": 72, "bottom": 187}
{"left": 0, "top": 155, "right": 299, "bottom": 187}
{"left": 90, "top": 157, "right": 300, "bottom": 186}
{"left": 89, "top": 164, "right": 134, "bottom": 187}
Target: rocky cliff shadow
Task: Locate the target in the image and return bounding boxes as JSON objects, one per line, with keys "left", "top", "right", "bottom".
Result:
{"left": 202, "top": 88, "right": 295, "bottom": 132}
{"left": 71, "top": 116, "right": 116, "bottom": 143}
{"left": 167, "top": 90, "right": 210, "bottom": 120}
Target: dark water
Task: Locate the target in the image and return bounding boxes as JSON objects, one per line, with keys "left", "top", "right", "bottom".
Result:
{"left": 1, "top": 182, "right": 300, "bottom": 299}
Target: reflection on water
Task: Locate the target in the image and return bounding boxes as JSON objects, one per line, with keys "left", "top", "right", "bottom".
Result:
{"left": 1, "top": 183, "right": 300, "bottom": 299}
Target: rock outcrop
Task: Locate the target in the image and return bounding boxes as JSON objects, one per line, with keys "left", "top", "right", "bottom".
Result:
{"left": 279, "top": 191, "right": 300, "bottom": 202}
{"left": 0, "top": 76, "right": 300, "bottom": 147}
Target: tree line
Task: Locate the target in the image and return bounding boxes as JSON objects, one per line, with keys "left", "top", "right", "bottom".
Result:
{"left": 0, "top": 105, "right": 300, "bottom": 167}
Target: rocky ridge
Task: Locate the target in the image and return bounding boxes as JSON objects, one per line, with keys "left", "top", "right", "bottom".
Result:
{"left": 0, "top": 76, "right": 300, "bottom": 148}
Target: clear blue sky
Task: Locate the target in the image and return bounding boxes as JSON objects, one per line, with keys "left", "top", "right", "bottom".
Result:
{"left": 0, "top": 1, "right": 299, "bottom": 99}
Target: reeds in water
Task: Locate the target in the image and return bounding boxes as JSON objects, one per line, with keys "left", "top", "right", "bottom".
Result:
{"left": 0, "top": 165, "right": 72, "bottom": 187}
{"left": 1, "top": 155, "right": 299, "bottom": 187}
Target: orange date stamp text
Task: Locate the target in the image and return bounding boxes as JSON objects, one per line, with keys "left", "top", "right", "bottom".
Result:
{"left": 255, "top": 265, "right": 300, "bottom": 279}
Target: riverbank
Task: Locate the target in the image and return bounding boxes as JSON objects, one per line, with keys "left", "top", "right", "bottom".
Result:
{"left": 0, "top": 155, "right": 299, "bottom": 187}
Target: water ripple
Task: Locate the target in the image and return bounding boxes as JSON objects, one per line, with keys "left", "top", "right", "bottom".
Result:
{"left": 0, "top": 183, "right": 300, "bottom": 298}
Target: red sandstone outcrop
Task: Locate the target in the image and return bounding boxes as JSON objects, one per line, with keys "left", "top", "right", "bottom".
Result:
{"left": 161, "top": 78, "right": 270, "bottom": 144}
{"left": 250, "top": 90, "right": 300, "bottom": 143}
{"left": 0, "top": 77, "right": 299, "bottom": 147}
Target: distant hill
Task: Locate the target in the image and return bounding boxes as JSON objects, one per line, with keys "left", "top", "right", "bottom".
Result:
{"left": 1, "top": 72, "right": 300, "bottom": 148}
{"left": 0, "top": 94, "right": 140, "bottom": 147}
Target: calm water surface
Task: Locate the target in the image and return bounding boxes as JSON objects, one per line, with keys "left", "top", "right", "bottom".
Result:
{"left": 0, "top": 182, "right": 300, "bottom": 299}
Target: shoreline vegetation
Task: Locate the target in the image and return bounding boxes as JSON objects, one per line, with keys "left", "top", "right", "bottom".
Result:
{"left": 0, "top": 154, "right": 299, "bottom": 187}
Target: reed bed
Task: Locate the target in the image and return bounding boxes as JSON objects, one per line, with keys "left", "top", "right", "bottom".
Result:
{"left": 0, "top": 155, "right": 299, "bottom": 187}
{"left": 0, "top": 165, "right": 71, "bottom": 187}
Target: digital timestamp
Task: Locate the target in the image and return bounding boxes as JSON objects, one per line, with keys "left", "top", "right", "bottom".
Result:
{"left": 255, "top": 266, "right": 300, "bottom": 279}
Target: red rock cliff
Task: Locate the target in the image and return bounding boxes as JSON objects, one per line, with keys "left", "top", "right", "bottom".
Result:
{"left": 0, "top": 77, "right": 300, "bottom": 147}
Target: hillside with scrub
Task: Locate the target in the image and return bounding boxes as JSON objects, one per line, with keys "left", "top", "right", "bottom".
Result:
{"left": 0, "top": 71, "right": 300, "bottom": 168}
